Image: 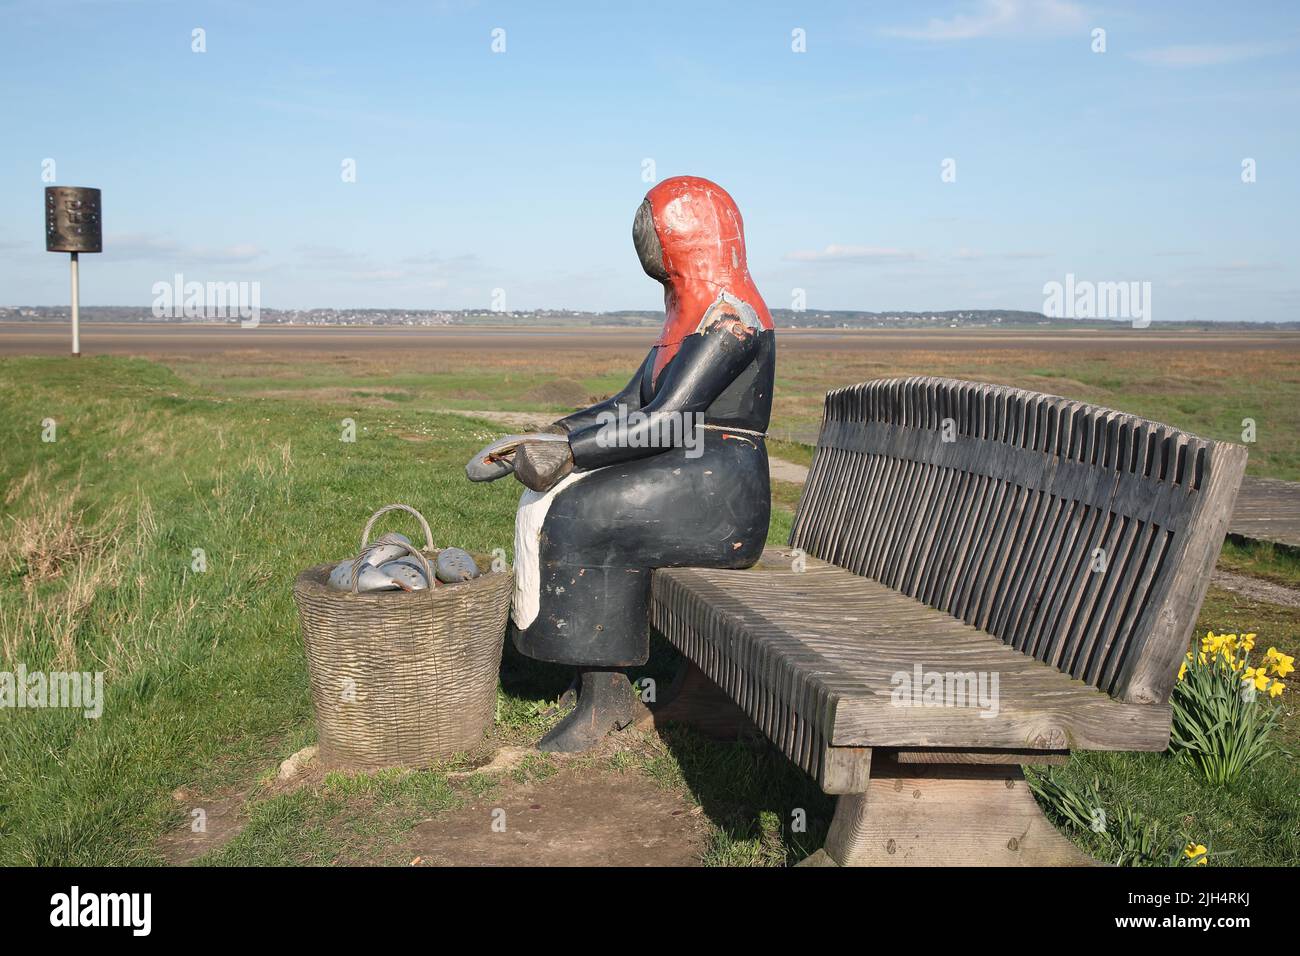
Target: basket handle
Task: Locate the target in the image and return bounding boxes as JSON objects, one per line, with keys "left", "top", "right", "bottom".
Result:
{"left": 350, "top": 504, "right": 438, "bottom": 594}
{"left": 361, "top": 503, "right": 435, "bottom": 552}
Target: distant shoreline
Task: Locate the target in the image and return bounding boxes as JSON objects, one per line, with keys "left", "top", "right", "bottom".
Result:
{"left": 3, "top": 305, "right": 1296, "bottom": 334}
{"left": 6, "top": 319, "right": 1300, "bottom": 333}
{"left": 4, "top": 321, "right": 1299, "bottom": 359}
{"left": 3, "top": 316, "right": 1298, "bottom": 332}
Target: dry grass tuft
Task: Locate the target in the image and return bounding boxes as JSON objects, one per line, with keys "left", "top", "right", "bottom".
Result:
{"left": 0, "top": 480, "right": 116, "bottom": 586}
{"left": 4, "top": 460, "right": 57, "bottom": 507}
{"left": 0, "top": 475, "right": 146, "bottom": 669}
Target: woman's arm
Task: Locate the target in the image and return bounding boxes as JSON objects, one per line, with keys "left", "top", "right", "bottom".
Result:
{"left": 465, "top": 352, "right": 651, "bottom": 486}
{"left": 549, "top": 351, "right": 651, "bottom": 434}
{"left": 566, "top": 311, "right": 763, "bottom": 471}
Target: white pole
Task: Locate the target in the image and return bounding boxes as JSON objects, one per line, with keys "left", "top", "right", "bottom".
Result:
{"left": 70, "top": 251, "right": 80, "bottom": 357}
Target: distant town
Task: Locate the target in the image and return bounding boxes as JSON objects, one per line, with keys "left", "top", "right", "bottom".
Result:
{"left": 1, "top": 305, "right": 1296, "bottom": 332}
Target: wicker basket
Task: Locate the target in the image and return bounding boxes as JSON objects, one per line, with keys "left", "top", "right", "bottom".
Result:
{"left": 293, "top": 504, "right": 512, "bottom": 771}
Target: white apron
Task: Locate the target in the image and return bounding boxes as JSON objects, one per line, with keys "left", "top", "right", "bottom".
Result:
{"left": 511, "top": 470, "right": 590, "bottom": 629}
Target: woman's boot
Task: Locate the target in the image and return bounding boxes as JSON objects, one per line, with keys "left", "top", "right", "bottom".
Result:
{"left": 537, "top": 668, "right": 636, "bottom": 752}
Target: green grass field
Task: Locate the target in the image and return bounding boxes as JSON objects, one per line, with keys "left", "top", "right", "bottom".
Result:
{"left": 1, "top": 351, "right": 1296, "bottom": 866}
{"left": 163, "top": 337, "right": 1300, "bottom": 480}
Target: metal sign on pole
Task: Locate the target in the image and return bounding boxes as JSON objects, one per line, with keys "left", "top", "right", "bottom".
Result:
{"left": 44, "top": 186, "right": 103, "bottom": 358}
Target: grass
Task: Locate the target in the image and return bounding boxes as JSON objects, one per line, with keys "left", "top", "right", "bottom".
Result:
{"left": 1218, "top": 538, "right": 1300, "bottom": 589}
{"left": 1, "top": 351, "right": 1296, "bottom": 866}
{"left": 0, "top": 356, "right": 519, "bottom": 864}
{"left": 166, "top": 340, "right": 1300, "bottom": 480}
{"left": 203, "top": 767, "right": 465, "bottom": 866}
{"left": 1030, "top": 586, "right": 1300, "bottom": 867}
{"left": 638, "top": 724, "right": 833, "bottom": 865}
{"left": 165, "top": 351, "right": 632, "bottom": 416}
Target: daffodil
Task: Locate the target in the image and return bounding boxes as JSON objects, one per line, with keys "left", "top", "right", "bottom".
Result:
{"left": 1268, "top": 680, "right": 1285, "bottom": 698}
{"left": 1185, "top": 843, "right": 1208, "bottom": 865}
{"left": 1265, "top": 648, "right": 1294, "bottom": 678}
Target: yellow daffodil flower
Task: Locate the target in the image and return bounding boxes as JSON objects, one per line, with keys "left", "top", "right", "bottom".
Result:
{"left": 1264, "top": 649, "right": 1294, "bottom": 677}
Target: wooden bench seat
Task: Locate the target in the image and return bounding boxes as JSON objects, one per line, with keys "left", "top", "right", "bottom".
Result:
{"left": 654, "top": 549, "right": 1171, "bottom": 770}
{"left": 648, "top": 376, "right": 1248, "bottom": 866}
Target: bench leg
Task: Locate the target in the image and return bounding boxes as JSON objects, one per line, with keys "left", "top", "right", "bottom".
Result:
{"left": 810, "top": 757, "right": 1095, "bottom": 867}
{"left": 637, "top": 660, "right": 756, "bottom": 740}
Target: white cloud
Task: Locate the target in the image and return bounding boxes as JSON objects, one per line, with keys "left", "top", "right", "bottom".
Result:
{"left": 954, "top": 248, "right": 1051, "bottom": 260}
{"left": 104, "top": 234, "right": 266, "bottom": 264}
{"left": 351, "top": 269, "right": 407, "bottom": 282}
{"left": 1209, "top": 260, "right": 1283, "bottom": 273}
{"left": 784, "top": 244, "right": 922, "bottom": 263}
{"left": 400, "top": 251, "right": 480, "bottom": 270}
{"left": 1129, "top": 42, "right": 1289, "bottom": 67}
{"left": 294, "top": 247, "right": 478, "bottom": 286}
{"left": 882, "top": 0, "right": 1087, "bottom": 41}
{"left": 295, "top": 243, "right": 355, "bottom": 263}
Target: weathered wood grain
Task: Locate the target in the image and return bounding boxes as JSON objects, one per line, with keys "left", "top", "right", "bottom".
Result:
{"left": 650, "top": 374, "right": 1244, "bottom": 872}
{"left": 893, "top": 747, "right": 1069, "bottom": 766}
{"left": 1228, "top": 476, "right": 1300, "bottom": 550}
{"left": 820, "top": 745, "right": 872, "bottom": 795}
{"left": 651, "top": 551, "right": 1171, "bottom": 757}
{"left": 819, "top": 757, "right": 1095, "bottom": 867}
{"left": 790, "top": 377, "right": 1247, "bottom": 702}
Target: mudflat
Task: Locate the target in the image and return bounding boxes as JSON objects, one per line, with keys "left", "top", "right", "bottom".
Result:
{"left": 4, "top": 321, "right": 1298, "bottom": 356}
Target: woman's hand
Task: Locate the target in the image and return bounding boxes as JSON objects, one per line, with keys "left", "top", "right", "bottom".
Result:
{"left": 514, "top": 439, "right": 575, "bottom": 492}
{"left": 465, "top": 435, "right": 519, "bottom": 482}
{"left": 465, "top": 429, "right": 571, "bottom": 485}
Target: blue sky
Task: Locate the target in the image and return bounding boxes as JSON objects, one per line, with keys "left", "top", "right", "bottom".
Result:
{"left": 2, "top": 0, "right": 1297, "bottom": 319}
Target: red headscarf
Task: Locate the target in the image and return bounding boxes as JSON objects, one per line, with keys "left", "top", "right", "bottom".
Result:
{"left": 643, "top": 176, "right": 773, "bottom": 380}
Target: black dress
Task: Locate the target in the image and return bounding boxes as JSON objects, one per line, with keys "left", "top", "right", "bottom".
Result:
{"left": 512, "top": 319, "right": 775, "bottom": 666}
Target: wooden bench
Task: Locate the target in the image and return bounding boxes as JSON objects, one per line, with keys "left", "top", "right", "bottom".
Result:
{"left": 649, "top": 376, "right": 1247, "bottom": 865}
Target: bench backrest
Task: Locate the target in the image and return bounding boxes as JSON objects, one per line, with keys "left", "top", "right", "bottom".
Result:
{"left": 789, "top": 377, "right": 1247, "bottom": 705}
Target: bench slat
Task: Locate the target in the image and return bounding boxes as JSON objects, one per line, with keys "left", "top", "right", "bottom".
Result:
{"left": 791, "top": 377, "right": 1247, "bottom": 704}
{"left": 651, "top": 552, "right": 1171, "bottom": 753}
{"left": 655, "top": 378, "right": 1245, "bottom": 789}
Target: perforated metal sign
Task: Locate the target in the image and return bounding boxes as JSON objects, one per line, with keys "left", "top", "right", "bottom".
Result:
{"left": 45, "top": 186, "right": 103, "bottom": 254}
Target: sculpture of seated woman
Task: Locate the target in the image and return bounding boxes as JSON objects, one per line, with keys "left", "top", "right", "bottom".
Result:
{"left": 468, "top": 176, "right": 775, "bottom": 751}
